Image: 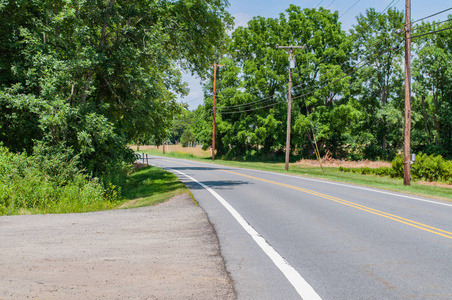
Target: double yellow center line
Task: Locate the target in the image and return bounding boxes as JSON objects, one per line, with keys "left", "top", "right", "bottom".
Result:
{"left": 222, "top": 170, "right": 452, "bottom": 240}
{"left": 159, "top": 159, "right": 451, "bottom": 240}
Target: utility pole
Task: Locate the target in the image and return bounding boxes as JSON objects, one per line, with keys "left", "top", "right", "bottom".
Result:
{"left": 404, "top": 0, "right": 411, "bottom": 186}
{"left": 212, "top": 62, "right": 225, "bottom": 160}
{"left": 276, "top": 44, "right": 306, "bottom": 171}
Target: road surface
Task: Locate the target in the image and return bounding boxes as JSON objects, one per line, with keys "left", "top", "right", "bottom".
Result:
{"left": 146, "top": 155, "right": 452, "bottom": 300}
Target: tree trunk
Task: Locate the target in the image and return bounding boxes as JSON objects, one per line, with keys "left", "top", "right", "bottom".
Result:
{"left": 421, "top": 94, "right": 429, "bottom": 138}
{"left": 433, "top": 92, "right": 439, "bottom": 145}
{"left": 99, "top": 0, "right": 116, "bottom": 51}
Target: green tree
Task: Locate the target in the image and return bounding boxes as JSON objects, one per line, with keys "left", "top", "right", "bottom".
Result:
{"left": 0, "top": 0, "right": 232, "bottom": 182}
{"left": 349, "top": 8, "right": 405, "bottom": 160}
{"left": 198, "top": 6, "right": 353, "bottom": 159}
{"left": 412, "top": 19, "right": 452, "bottom": 158}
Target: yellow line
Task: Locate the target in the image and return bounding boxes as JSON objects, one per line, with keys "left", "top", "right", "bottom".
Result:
{"left": 222, "top": 170, "right": 452, "bottom": 240}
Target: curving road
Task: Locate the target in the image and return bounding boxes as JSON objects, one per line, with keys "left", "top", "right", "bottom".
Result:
{"left": 146, "top": 155, "right": 452, "bottom": 300}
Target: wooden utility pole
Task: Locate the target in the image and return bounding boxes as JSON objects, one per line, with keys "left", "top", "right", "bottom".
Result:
{"left": 276, "top": 44, "right": 306, "bottom": 171}
{"left": 404, "top": 0, "right": 411, "bottom": 186}
{"left": 212, "top": 62, "right": 224, "bottom": 160}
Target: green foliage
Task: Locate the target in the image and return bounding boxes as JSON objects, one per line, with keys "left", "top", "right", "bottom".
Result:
{"left": 340, "top": 153, "right": 452, "bottom": 183}
{"left": 390, "top": 155, "right": 405, "bottom": 178}
{"left": 0, "top": 146, "right": 114, "bottom": 215}
{"left": 338, "top": 166, "right": 393, "bottom": 177}
{"left": 339, "top": 153, "right": 452, "bottom": 183}
{"left": 193, "top": 6, "right": 353, "bottom": 160}
{"left": 410, "top": 153, "right": 447, "bottom": 182}
{"left": 0, "top": 0, "right": 232, "bottom": 203}
{"left": 180, "top": 129, "right": 196, "bottom": 147}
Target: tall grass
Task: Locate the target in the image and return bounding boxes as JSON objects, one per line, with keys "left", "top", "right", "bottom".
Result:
{"left": 0, "top": 146, "right": 115, "bottom": 215}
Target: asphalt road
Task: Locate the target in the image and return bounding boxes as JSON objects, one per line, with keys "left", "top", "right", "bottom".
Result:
{"left": 146, "top": 155, "right": 452, "bottom": 300}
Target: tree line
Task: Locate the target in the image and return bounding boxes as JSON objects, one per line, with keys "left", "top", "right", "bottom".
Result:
{"left": 0, "top": 0, "right": 232, "bottom": 211}
{"left": 180, "top": 5, "right": 452, "bottom": 162}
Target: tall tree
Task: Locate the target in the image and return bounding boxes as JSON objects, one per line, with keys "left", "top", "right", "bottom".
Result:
{"left": 412, "top": 18, "right": 452, "bottom": 158}
{"left": 349, "top": 8, "right": 405, "bottom": 160}
{"left": 0, "top": 0, "right": 232, "bottom": 179}
{"left": 199, "top": 5, "right": 353, "bottom": 159}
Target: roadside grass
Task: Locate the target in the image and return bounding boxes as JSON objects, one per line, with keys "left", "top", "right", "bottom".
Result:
{"left": 118, "top": 165, "right": 189, "bottom": 209}
{"left": 9, "top": 198, "right": 116, "bottom": 216}
{"left": 140, "top": 149, "right": 452, "bottom": 202}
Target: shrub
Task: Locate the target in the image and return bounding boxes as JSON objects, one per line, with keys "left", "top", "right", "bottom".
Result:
{"left": 444, "top": 161, "right": 452, "bottom": 183}
{"left": 0, "top": 145, "right": 116, "bottom": 215}
{"left": 411, "top": 153, "right": 444, "bottom": 182}
{"left": 391, "top": 155, "right": 405, "bottom": 178}
{"left": 338, "top": 166, "right": 393, "bottom": 177}
{"left": 338, "top": 154, "right": 452, "bottom": 183}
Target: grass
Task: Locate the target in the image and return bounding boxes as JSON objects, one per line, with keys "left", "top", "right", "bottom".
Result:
{"left": 118, "top": 165, "right": 190, "bottom": 209}
{"left": 139, "top": 149, "right": 452, "bottom": 202}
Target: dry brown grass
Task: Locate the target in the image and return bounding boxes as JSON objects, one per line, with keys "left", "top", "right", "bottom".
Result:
{"left": 131, "top": 144, "right": 211, "bottom": 157}
{"left": 416, "top": 181, "right": 452, "bottom": 189}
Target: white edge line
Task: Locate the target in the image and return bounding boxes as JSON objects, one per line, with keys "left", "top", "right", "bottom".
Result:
{"left": 170, "top": 168, "right": 322, "bottom": 300}
{"left": 152, "top": 156, "right": 452, "bottom": 208}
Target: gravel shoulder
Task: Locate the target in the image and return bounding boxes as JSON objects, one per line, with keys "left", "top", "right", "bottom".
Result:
{"left": 0, "top": 194, "right": 236, "bottom": 299}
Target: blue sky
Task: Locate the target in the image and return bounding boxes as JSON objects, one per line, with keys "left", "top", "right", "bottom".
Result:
{"left": 180, "top": 0, "right": 452, "bottom": 109}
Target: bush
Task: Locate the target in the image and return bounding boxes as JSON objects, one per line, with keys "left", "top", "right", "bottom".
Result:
{"left": 390, "top": 153, "right": 452, "bottom": 182}
{"left": 338, "top": 166, "right": 393, "bottom": 177}
{"left": 391, "top": 155, "right": 405, "bottom": 178}
{"left": 0, "top": 145, "right": 116, "bottom": 215}
{"left": 444, "top": 161, "right": 452, "bottom": 183}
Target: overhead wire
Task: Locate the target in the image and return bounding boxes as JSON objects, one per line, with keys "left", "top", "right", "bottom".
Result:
{"left": 411, "top": 7, "right": 452, "bottom": 25}
{"left": 216, "top": 99, "right": 287, "bottom": 115}
{"left": 339, "top": 0, "right": 362, "bottom": 19}
{"left": 326, "top": 0, "right": 337, "bottom": 9}
{"left": 315, "top": 0, "right": 325, "bottom": 9}
{"left": 408, "top": 25, "right": 452, "bottom": 40}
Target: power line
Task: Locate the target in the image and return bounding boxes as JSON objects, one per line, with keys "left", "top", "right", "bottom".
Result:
{"left": 215, "top": 94, "right": 277, "bottom": 111}
{"left": 339, "top": 0, "right": 361, "bottom": 19}
{"left": 381, "top": 0, "right": 399, "bottom": 14}
{"left": 326, "top": 0, "right": 337, "bottom": 9}
{"left": 412, "top": 7, "right": 452, "bottom": 24}
{"left": 216, "top": 98, "right": 278, "bottom": 112}
{"left": 408, "top": 25, "right": 452, "bottom": 39}
{"left": 216, "top": 100, "right": 286, "bottom": 115}
{"left": 181, "top": 95, "right": 204, "bottom": 103}
{"left": 411, "top": 17, "right": 452, "bottom": 34}
{"left": 315, "top": 0, "right": 325, "bottom": 9}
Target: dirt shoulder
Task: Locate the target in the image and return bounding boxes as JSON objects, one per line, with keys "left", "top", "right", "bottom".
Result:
{"left": 0, "top": 194, "right": 235, "bottom": 300}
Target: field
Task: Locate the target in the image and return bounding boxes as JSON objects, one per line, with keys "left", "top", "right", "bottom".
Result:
{"left": 132, "top": 144, "right": 211, "bottom": 158}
